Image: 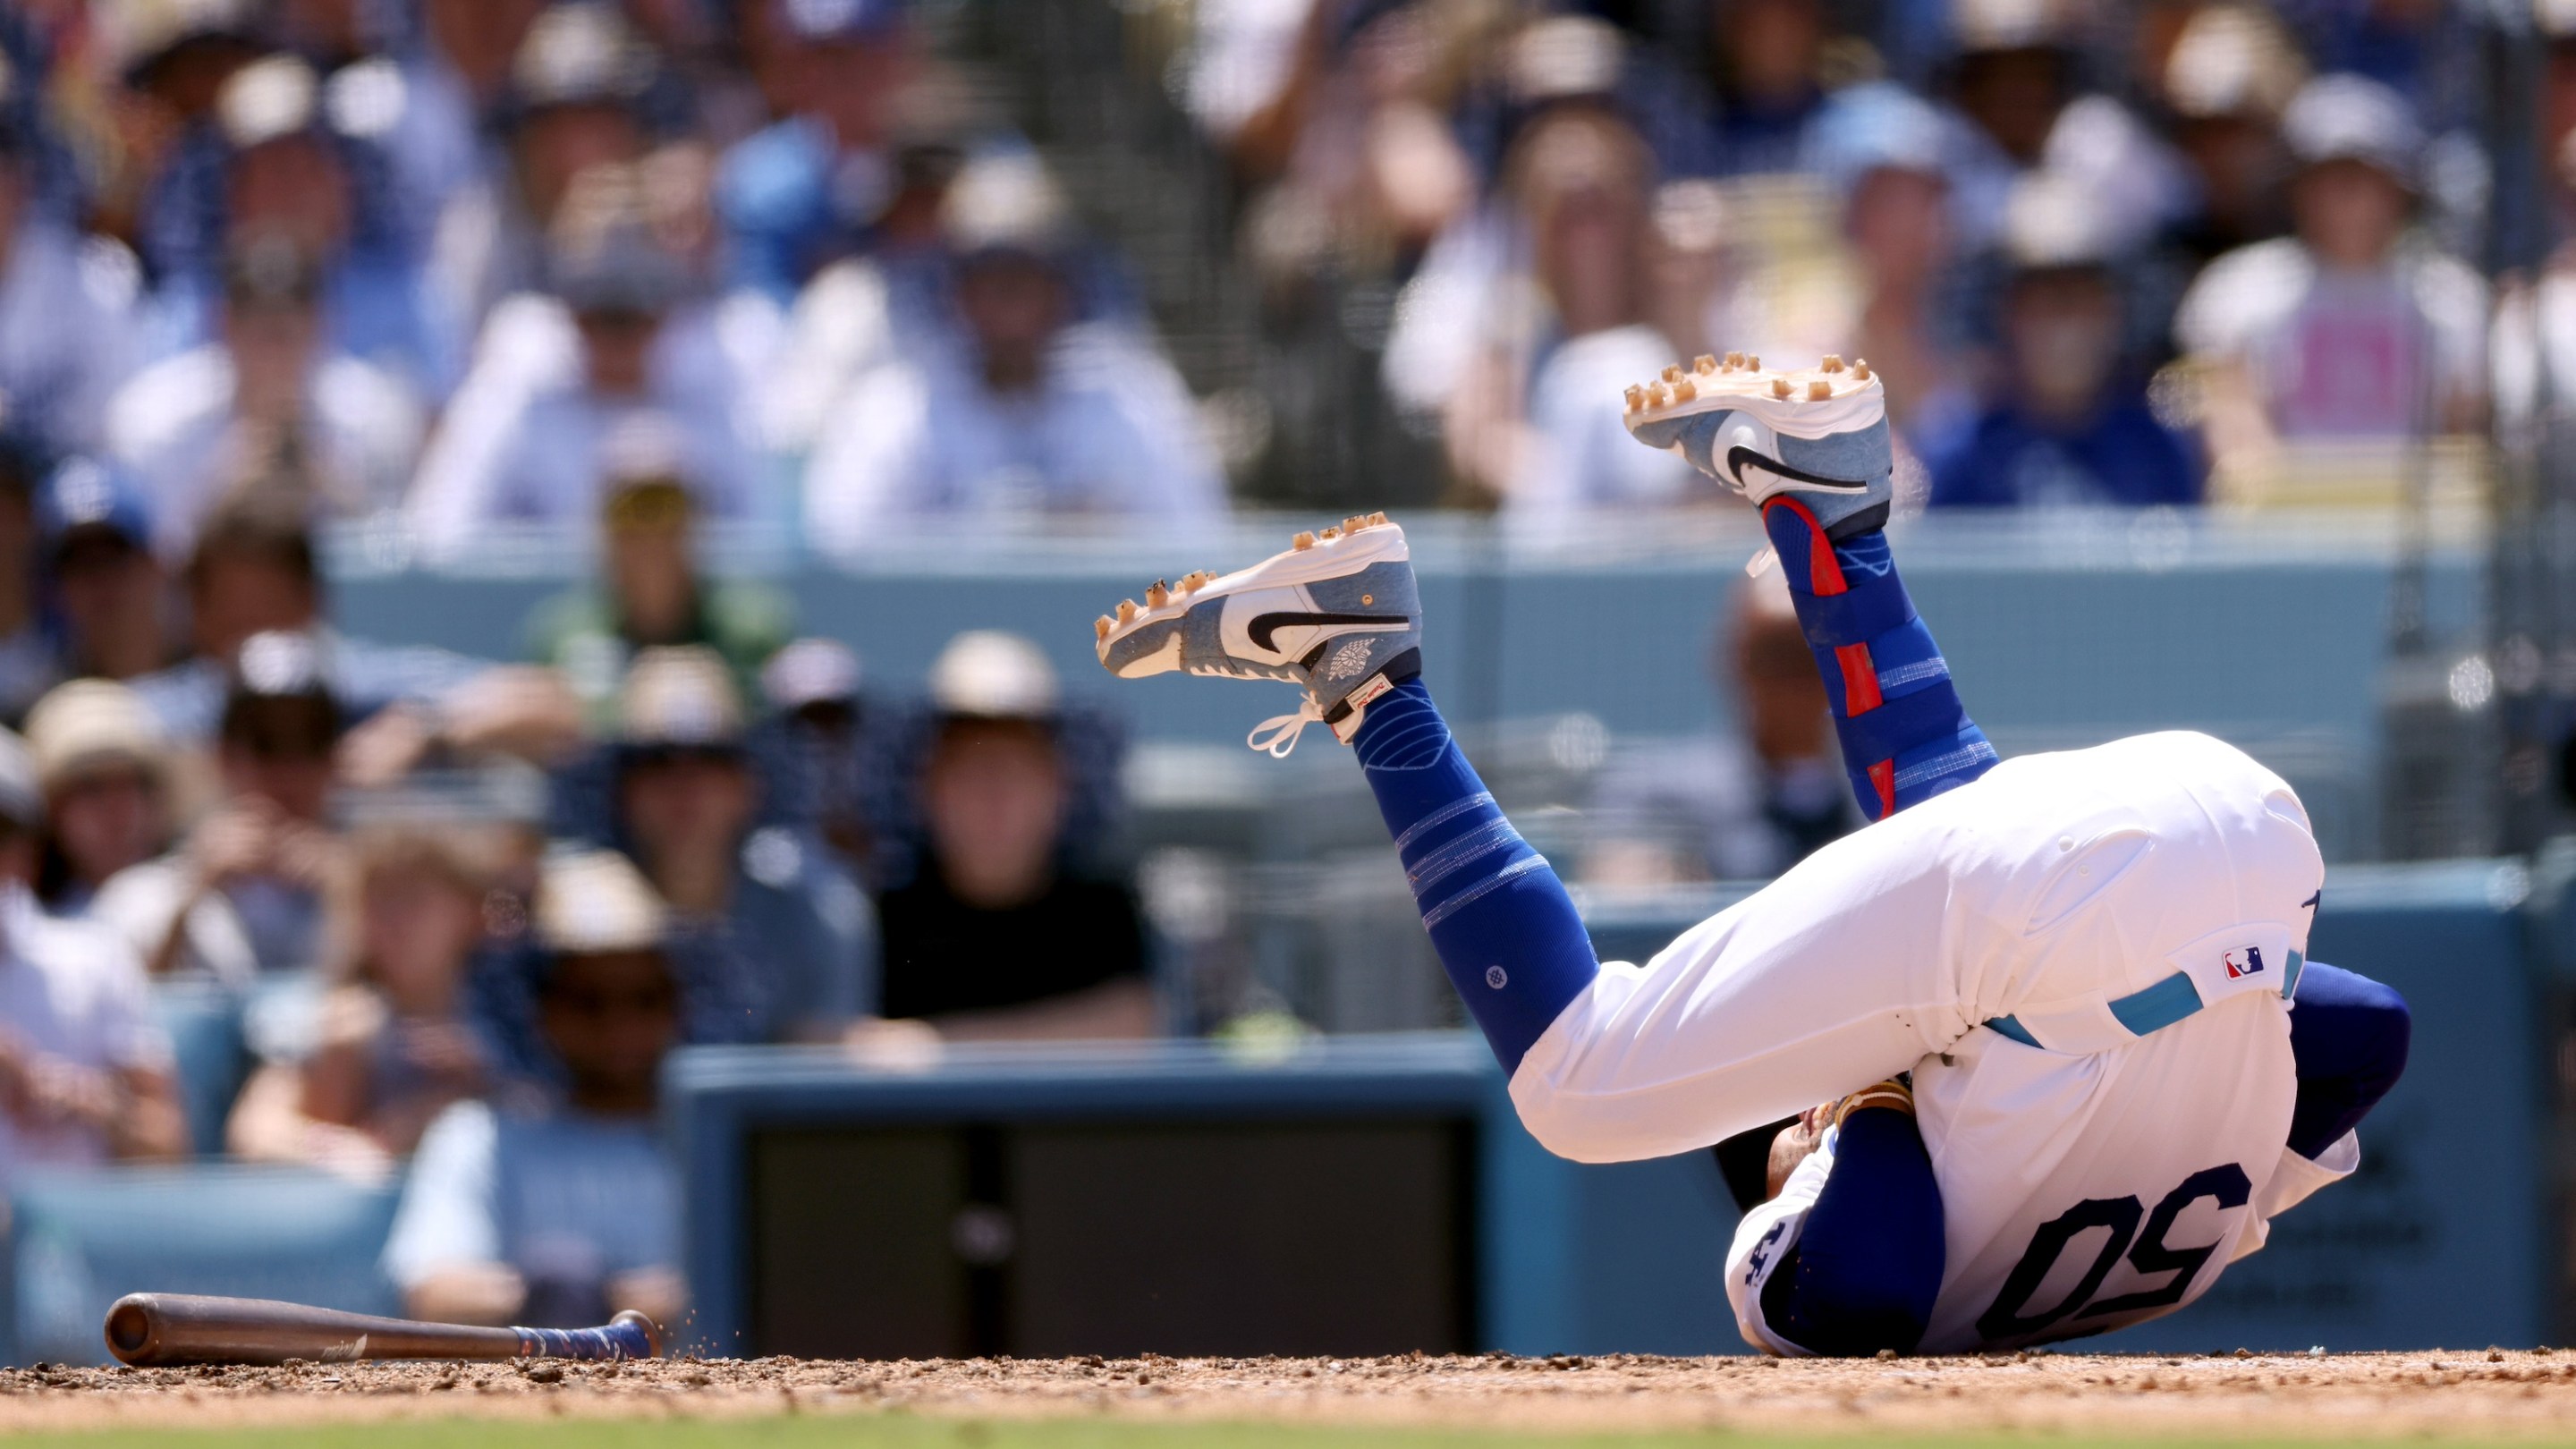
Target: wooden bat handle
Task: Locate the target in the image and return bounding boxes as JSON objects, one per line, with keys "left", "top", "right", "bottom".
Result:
{"left": 104, "top": 1293, "right": 663, "bottom": 1367}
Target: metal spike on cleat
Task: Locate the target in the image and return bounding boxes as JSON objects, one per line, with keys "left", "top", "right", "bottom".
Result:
{"left": 1770, "top": 377, "right": 1793, "bottom": 399}
{"left": 1117, "top": 599, "right": 1138, "bottom": 623}
{"left": 1095, "top": 615, "right": 1114, "bottom": 640}
{"left": 1623, "top": 384, "right": 1645, "bottom": 412}
{"left": 1146, "top": 580, "right": 1169, "bottom": 608}
{"left": 1674, "top": 377, "right": 1698, "bottom": 401}
{"left": 1852, "top": 359, "right": 1872, "bottom": 380}
{"left": 1807, "top": 380, "right": 1831, "bottom": 401}
{"left": 1292, "top": 531, "right": 1316, "bottom": 550}
{"left": 1660, "top": 365, "right": 1683, "bottom": 384}
{"left": 1694, "top": 354, "right": 1717, "bottom": 373}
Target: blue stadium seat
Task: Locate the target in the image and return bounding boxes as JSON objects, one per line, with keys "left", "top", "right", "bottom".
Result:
{"left": 4, "top": 1165, "right": 402, "bottom": 1365}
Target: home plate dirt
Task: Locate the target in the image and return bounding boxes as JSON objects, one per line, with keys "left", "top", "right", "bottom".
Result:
{"left": 4, "top": 1351, "right": 2576, "bottom": 1438}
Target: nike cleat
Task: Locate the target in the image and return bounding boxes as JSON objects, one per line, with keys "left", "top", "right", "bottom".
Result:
{"left": 1623, "top": 353, "right": 1893, "bottom": 539}
{"left": 1094, "top": 513, "right": 1420, "bottom": 757}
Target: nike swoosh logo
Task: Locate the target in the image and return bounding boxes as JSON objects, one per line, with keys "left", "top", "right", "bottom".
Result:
{"left": 1725, "top": 445, "right": 1870, "bottom": 494}
{"left": 1247, "top": 612, "right": 1411, "bottom": 652}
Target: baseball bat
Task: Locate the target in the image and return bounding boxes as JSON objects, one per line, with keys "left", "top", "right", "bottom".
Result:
{"left": 103, "top": 1293, "right": 662, "bottom": 1368}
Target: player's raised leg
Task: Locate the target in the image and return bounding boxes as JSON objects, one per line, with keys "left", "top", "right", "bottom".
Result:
{"left": 1094, "top": 516, "right": 1600, "bottom": 1073}
{"left": 1627, "top": 354, "right": 1996, "bottom": 818}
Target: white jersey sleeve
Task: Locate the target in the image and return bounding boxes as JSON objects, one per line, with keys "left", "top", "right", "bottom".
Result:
{"left": 1723, "top": 1126, "right": 1838, "bottom": 1357}
{"left": 2231, "top": 1131, "right": 2361, "bottom": 1265}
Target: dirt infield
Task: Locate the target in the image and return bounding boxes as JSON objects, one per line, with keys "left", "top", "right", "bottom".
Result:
{"left": 4, "top": 1350, "right": 2576, "bottom": 1440}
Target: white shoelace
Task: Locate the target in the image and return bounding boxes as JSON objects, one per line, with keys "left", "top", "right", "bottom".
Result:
{"left": 1246, "top": 695, "right": 1326, "bottom": 758}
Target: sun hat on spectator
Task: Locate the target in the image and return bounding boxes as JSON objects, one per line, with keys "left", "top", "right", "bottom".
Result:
{"left": 533, "top": 845, "right": 668, "bottom": 957}
{"left": 35, "top": 458, "right": 153, "bottom": 560}
{"left": 102, "top": 0, "right": 264, "bottom": 88}
{"left": 928, "top": 631, "right": 1059, "bottom": 722}
{"left": 1948, "top": 0, "right": 2080, "bottom": 56}
{"left": 2280, "top": 74, "right": 2423, "bottom": 190}
{"left": 619, "top": 645, "right": 747, "bottom": 749}
{"left": 0, "top": 726, "right": 45, "bottom": 834}
{"left": 22, "top": 682, "right": 170, "bottom": 796}
{"left": 547, "top": 172, "right": 695, "bottom": 315}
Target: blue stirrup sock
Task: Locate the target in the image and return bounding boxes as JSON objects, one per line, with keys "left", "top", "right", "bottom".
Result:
{"left": 1349, "top": 678, "right": 1600, "bottom": 1074}
{"left": 1761, "top": 501, "right": 1998, "bottom": 820}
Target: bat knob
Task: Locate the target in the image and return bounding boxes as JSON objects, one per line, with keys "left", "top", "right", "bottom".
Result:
{"left": 612, "top": 1309, "right": 665, "bottom": 1360}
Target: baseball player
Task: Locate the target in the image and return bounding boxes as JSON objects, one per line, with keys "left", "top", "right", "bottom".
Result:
{"left": 1093, "top": 354, "right": 2410, "bottom": 1357}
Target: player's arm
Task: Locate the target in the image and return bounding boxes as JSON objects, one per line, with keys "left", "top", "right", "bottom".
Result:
{"left": 2285, "top": 962, "right": 2410, "bottom": 1160}
{"left": 1728, "top": 1080, "right": 1945, "bottom": 1357}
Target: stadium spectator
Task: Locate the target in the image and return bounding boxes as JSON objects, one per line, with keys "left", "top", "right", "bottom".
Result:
{"left": 761, "top": 637, "right": 875, "bottom": 883}
{"left": 114, "top": 0, "right": 268, "bottom": 295}
{"left": 1928, "top": 177, "right": 2202, "bottom": 509}
{"left": 410, "top": 165, "right": 776, "bottom": 561}
{"left": 228, "top": 826, "right": 496, "bottom": 1174}
{"left": 1394, "top": 105, "right": 1703, "bottom": 514}
{"left": 2152, "top": 3, "right": 2304, "bottom": 269}
{"left": 1580, "top": 570, "right": 1857, "bottom": 886}
{"left": 126, "top": 496, "right": 582, "bottom": 767}
{"left": 716, "top": 0, "right": 911, "bottom": 303}
{"left": 611, "top": 645, "right": 873, "bottom": 1042}
{"left": 38, "top": 459, "right": 174, "bottom": 687}
{"left": 877, "top": 631, "right": 1155, "bottom": 1039}
{"left": 2175, "top": 73, "right": 2487, "bottom": 479}
{"left": 385, "top": 846, "right": 683, "bottom": 1331}
{"left": 1693, "top": 0, "right": 1848, "bottom": 177}
{"left": 146, "top": 53, "right": 454, "bottom": 397}
{"left": 423, "top": 3, "right": 654, "bottom": 336}
{"left": 802, "top": 150, "right": 1225, "bottom": 548}
{"left": 94, "top": 630, "right": 344, "bottom": 984}
{"left": 0, "top": 441, "right": 55, "bottom": 720}
{"left": 0, "top": 111, "right": 139, "bottom": 456}
{"left": 1795, "top": 83, "right": 1977, "bottom": 449}
{"left": 24, "top": 681, "right": 172, "bottom": 919}
{"left": 107, "top": 234, "right": 425, "bottom": 556}
{"left": 0, "top": 725, "right": 187, "bottom": 1172}
{"left": 1938, "top": 0, "right": 2190, "bottom": 256}
{"left": 522, "top": 436, "right": 791, "bottom": 724}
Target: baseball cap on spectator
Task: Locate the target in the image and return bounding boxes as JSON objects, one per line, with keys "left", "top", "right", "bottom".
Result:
{"left": 220, "top": 631, "right": 342, "bottom": 782}
{"left": 1949, "top": 0, "right": 2079, "bottom": 56}
{"left": 596, "top": 412, "right": 699, "bottom": 527}
{"left": 0, "top": 726, "right": 47, "bottom": 835}
{"left": 504, "top": 3, "right": 656, "bottom": 126}
{"left": 1807, "top": 81, "right": 1953, "bottom": 198}
{"left": 216, "top": 53, "right": 326, "bottom": 152}
{"left": 928, "top": 630, "right": 1058, "bottom": 722}
{"left": 1505, "top": 14, "right": 1626, "bottom": 107}
{"left": 2160, "top": 4, "right": 2305, "bottom": 123}
{"left": 36, "top": 458, "right": 154, "bottom": 562}
{"left": 2280, "top": 74, "right": 2423, "bottom": 190}
{"left": 775, "top": 0, "right": 906, "bottom": 41}
{"left": 619, "top": 645, "right": 746, "bottom": 750}
{"left": 763, "top": 638, "right": 861, "bottom": 716}
{"left": 23, "top": 681, "right": 170, "bottom": 796}
{"left": 1999, "top": 172, "right": 2121, "bottom": 275}
{"left": 533, "top": 845, "right": 668, "bottom": 957}
{"left": 943, "top": 150, "right": 1076, "bottom": 266}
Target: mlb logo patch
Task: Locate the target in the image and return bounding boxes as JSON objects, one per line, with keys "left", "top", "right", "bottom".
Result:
{"left": 2224, "top": 946, "right": 2267, "bottom": 979}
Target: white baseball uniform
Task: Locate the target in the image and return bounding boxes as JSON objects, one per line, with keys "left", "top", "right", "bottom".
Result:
{"left": 1502, "top": 730, "right": 2351, "bottom": 1354}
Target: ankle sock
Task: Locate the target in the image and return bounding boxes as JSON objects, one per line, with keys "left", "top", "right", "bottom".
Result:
{"left": 1349, "top": 678, "right": 1600, "bottom": 1073}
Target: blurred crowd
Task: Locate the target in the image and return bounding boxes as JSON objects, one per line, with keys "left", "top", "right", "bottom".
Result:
{"left": 0, "top": 0, "right": 2563, "bottom": 1337}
